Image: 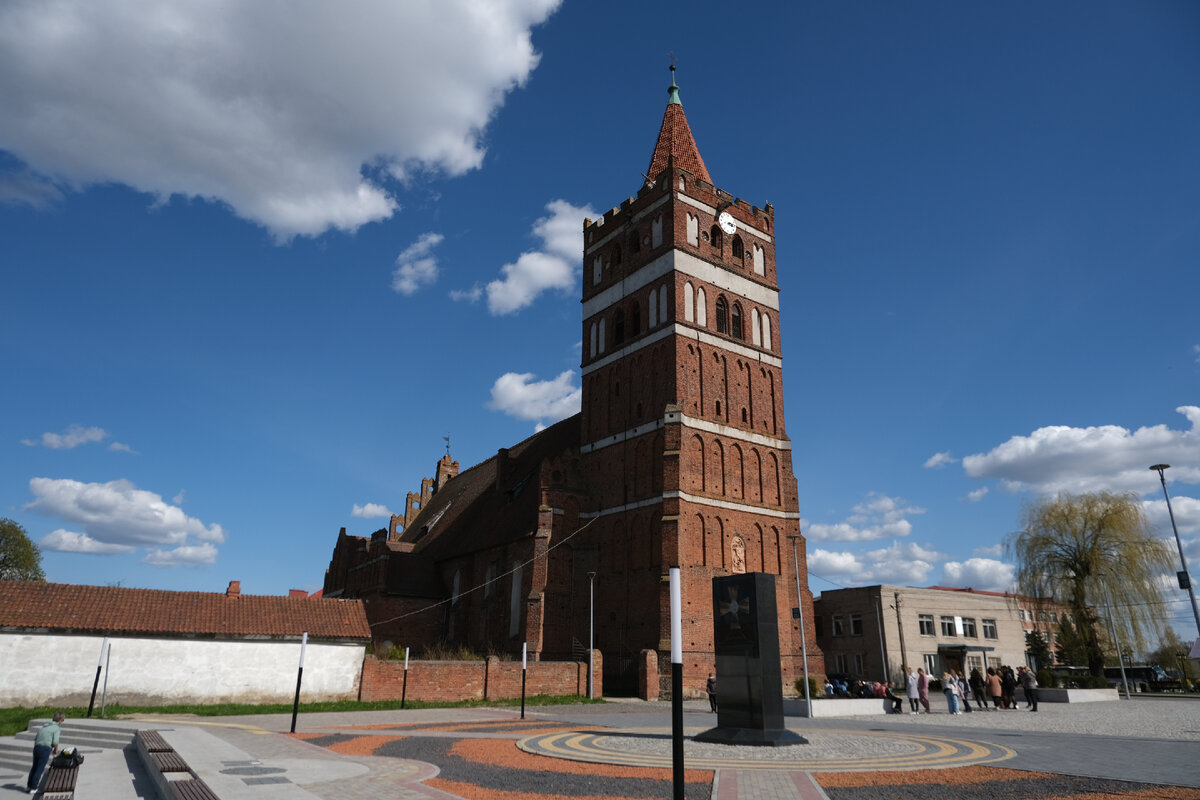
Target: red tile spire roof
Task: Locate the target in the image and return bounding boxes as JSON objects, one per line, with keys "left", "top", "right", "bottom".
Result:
{"left": 646, "top": 66, "right": 712, "bottom": 185}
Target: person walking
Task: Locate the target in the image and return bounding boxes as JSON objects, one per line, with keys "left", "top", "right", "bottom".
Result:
{"left": 917, "top": 668, "right": 931, "bottom": 713}
{"left": 905, "top": 668, "right": 920, "bottom": 713}
{"left": 986, "top": 667, "right": 1002, "bottom": 710}
{"left": 942, "top": 671, "right": 960, "bottom": 714}
{"left": 1001, "top": 666, "right": 1017, "bottom": 709}
{"left": 956, "top": 671, "right": 972, "bottom": 713}
{"left": 27, "top": 712, "right": 64, "bottom": 794}
{"left": 969, "top": 667, "right": 987, "bottom": 710}
{"left": 1020, "top": 667, "right": 1039, "bottom": 712}
{"left": 706, "top": 672, "right": 718, "bottom": 712}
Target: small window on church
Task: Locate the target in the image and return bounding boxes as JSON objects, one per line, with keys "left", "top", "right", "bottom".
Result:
{"left": 741, "top": 408, "right": 748, "bottom": 423}
{"left": 731, "top": 303, "right": 743, "bottom": 339}
{"left": 716, "top": 296, "right": 728, "bottom": 334}
{"left": 612, "top": 245, "right": 621, "bottom": 266}
{"left": 613, "top": 308, "right": 625, "bottom": 345}
{"left": 731, "top": 235, "right": 744, "bottom": 263}
{"left": 630, "top": 302, "right": 641, "bottom": 337}
{"left": 715, "top": 400, "right": 721, "bottom": 416}
{"left": 630, "top": 231, "right": 641, "bottom": 253}
{"left": 710, "top": 226, "right": 722, "bottom": 250}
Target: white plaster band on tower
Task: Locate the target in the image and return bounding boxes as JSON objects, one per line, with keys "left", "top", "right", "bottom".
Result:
{"left": 582, "top": 250, "right": 779, "bottom": 321}
{"left": 581, "top": 322, "right": 782, "bottom": 378}
{"left": 577, "top": 491, "right": 801, "bottom": 521}
{"left": 580, "top": 408, "right": 792, "bottom": 455}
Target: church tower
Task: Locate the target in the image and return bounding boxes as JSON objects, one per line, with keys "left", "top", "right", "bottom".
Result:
{"left": 579, "top": 68, "right": 820, "bottom": 694}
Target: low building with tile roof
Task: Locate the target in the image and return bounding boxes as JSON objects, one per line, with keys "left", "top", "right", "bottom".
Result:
{"left": 0, "top": 579, "right": 370, "bottom": 707}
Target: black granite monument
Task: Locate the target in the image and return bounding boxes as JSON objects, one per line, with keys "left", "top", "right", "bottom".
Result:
{"left": 695, "top": 572, "right": 806, "bottom": 746}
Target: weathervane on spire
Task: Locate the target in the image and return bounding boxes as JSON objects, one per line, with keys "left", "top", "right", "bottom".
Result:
{"left": 443, "top": 434, "right": 451, "bottom": 458}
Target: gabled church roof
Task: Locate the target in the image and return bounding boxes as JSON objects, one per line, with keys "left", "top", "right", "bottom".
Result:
{"left": 647, "top": 66, "right": 712, "bottom": 185}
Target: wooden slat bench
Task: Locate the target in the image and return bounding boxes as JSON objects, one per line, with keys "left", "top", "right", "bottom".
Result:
{"left": 135, "top": 730, "right": 221, "bottom": 800}
{"left": 42, "top": 763, "right": 79, "bottom": 797}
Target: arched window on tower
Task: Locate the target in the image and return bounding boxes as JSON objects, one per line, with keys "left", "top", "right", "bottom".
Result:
{"left": 731, "top": 235, "right": 744, "bottom": 264}
{"left": 649, "top": 289, "right": 658, "bottom": 327}
{"left": 710, "top": 226, "right": 722, "bottom": 251}
{"left": 762, "top": 313, "right": 772, "bottom": 351}
{"left": 630, "top": 302, "right": 641, "bottom": 337}
{"left": 751, "top": 308, "right": 761, "bottom": 346}
{"left": 613, "top": 308, "right": 625, "bottom": 346}
{"left": 696, "top": 287, "right": 707, "bottom": 326}
{"left": 684, "top": 283, "right": 694, "bottom": 322}
{"left": 716, "top": 296, "right": 728, "bottom": 334}
{"left": 590, "top": 322, "right": 597, "bottom": 357}
{"left": 731, "top": 303, "right": 743, "bottom": 339}
{"left": 659, "top": 284, "right": 668, "bottom": 322}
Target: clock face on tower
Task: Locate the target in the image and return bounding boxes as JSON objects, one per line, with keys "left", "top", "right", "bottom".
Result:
{"left": 718, "top": 211, "right": 736, "bottom": 235}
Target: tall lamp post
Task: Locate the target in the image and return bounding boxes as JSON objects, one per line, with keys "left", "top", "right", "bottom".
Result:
{"left": 789, "top": 535, "right": 811, "bottom": 711}
{"left": 587, "top": 571, "right": 596, "bottom": 700}
{"left": 1150, "top": 465, "right": 1200, "bottom": 638}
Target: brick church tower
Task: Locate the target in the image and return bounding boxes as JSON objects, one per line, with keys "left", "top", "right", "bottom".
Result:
{"left": 578, "top": 67, "right": 820, "bottom": 694}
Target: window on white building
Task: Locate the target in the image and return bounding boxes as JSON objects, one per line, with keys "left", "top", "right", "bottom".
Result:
{"left": 849, "top": 613, "right": 863, "bottom": 636}
{"left": 831, "top": 615, "right": 844, "bottom": 636}
{"left": 940, "top": 616, "right": 957, "bottom": 637}
{"left": 918, "top": 614, "right": 935, "bottom": 636}
{"left": 962, "top": 617, "right": 978, "bottom": 637}
{"left": 982, "top": 618, "right": 998, "bottom": 639}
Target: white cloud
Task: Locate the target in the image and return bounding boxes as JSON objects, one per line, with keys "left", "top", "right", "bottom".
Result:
{"left": 107, "top": 441, "right": 135, "bottom": 453}
{"left": 804, "top": 493, "right": 925, "bottom": 542}
{"left": 1144, "top": 495, "right": 1200, "bottom": 537}
{"left": 352, "top": 503, "right": 393, "bottom": 519}
{"left": 0, "top": 168, "right": 64, "bottom": 209}
{"left": 963, "top": 406, "right": 1200, "bottom": 496}
{"left": 808, "top": 541, "right": 946, "bottom": 587}
{"left": 967, "top": 487, "right": 989, "bottom": 502}
{"left": 143, "top": 543, "right": 218, "bottom": 567}
{"left": 23, "top": 425, "right": 108, "bottom": 450}
{"left": 923, "top": 451, "right": 955, "bottom": 469}
{"left": 485, "top": 199, "right": 595, "bottom": 314}
{"left": 941, "top": 558, "right": 1015, "bottom": 592}
{"left": 41, "top": 529, "right": 136, "bottom": 555}
{"left": 24, "top": 478, "right": 225, "bottom": 565}
{"left": 488, "top": 370, "right": 581, "bottom": 426}
{"left": 0, "top": 0, "right": 562, "bottom": 240}
{"left": 450, "top": 284, "right": 483, "bottom": 303}
{"left": 973, "top": 543, "right": 1003, "bottom": 558}
{"left": 392, "top": 232, "right": 444, "bottom": 295}
{"left": 1194, "top": 344, "right": 1200, "bottom": 364}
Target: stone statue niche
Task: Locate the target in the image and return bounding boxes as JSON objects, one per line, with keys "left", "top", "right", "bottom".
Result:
{"left": 695, "top": 572, "right": 806, "bottom": 746}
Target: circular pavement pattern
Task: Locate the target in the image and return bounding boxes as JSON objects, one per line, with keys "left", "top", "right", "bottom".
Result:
{"left": 518, "top": 728, "right": 1015, "bottom": 772}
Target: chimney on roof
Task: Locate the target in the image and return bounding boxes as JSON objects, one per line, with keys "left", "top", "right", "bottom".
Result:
{"left": 226, "top": 580, "right": 241, "bottom": 596}
{"left": 495, "top": 447, "right": 510, "bottom": 492}
{"left": 288, "top": 589, "right": 307, "bottom": 599}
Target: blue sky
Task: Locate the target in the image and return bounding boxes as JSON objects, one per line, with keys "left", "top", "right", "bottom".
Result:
{"left": 2, "top": 1, "right": 1198, "bottom": 640}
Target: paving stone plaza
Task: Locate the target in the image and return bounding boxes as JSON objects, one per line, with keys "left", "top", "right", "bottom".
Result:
{"left": 2, "top": 697, "right": 1197, "bottom": 800}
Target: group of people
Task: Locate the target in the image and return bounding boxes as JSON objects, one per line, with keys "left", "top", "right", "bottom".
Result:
{"left": 899, "top": 665, "right": 1040, "bottom": 714}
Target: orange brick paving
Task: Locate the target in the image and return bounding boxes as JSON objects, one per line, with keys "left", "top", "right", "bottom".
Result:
{"left": 327, "top": 721, "right": 576, "bottom": 734}
{"left": 815, "top": 766, "right": 1060, "bottom": 786}
{"left": 426, "top": 780, "right": 667, "bottom": 800}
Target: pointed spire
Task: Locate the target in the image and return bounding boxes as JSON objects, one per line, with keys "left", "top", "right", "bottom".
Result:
{"left": 647, "top": 65, "right": 712, "bottom": 185}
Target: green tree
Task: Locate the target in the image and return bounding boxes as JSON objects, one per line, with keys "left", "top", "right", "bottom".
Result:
{"left": 0, "top": 518, "right": 46, "bottom": 581}
{"left": 1054, "top": 616, "right": 1091, "bottom": 667}
{"left": 1025, "top": 630, "right": 1053, "bottom": 670}
{"left": 1007, "top": 491, "right": 1174, "bottom": 676}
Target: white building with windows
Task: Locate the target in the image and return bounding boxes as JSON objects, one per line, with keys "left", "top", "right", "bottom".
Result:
{"left": 813, "top": 584, "right": 1068, "bottom": 683}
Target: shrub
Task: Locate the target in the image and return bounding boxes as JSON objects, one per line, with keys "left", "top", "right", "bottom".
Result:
{"left": 793, "top": 676, "right": 820, "bottom": 697}
{"left": 1036, "top": 668, "right": 1056, "bottom": 688}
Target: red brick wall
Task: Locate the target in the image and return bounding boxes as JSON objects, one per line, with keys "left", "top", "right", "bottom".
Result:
{"left": 359, "top": 654, "right": 601, "bottom": 702}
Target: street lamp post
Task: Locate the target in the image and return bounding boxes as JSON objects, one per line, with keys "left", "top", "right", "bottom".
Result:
{"left": 1150, "top": 465, "right": 1200, "bottom": 639}
{"left": 587, "top": 571, "right": 596, "bottom": 700}
{"left": 789, "top": 535, "right": 811, "bottom": 712}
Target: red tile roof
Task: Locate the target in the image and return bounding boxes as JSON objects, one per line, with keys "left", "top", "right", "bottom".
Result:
{"left": 0, "top": 581, "right": 370, "bottom": 640}
{"left": 647, "top": 91, "right": 712, "bottom": 184}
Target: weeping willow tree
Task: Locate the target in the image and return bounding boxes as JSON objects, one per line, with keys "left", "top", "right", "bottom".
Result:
{"left": 1007, "top": 491, "right": 1174, "bottom": 676}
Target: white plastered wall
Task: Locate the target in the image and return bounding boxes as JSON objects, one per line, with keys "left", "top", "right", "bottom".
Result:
{"left": 0, "top": 632, "right": 365, "bottom": 707}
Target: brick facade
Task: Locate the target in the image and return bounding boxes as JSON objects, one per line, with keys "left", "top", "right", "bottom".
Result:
{"left": 324, "top": 72, "right": 820, "bottom": 700}
{"left": 359, "top": 653, "right": 601, "bottom": 702}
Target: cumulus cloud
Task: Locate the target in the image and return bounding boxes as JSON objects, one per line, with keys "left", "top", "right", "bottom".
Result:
{"left": 450, "top": 284, "right": 483, "bottom": 303}
{"left": 804, "top": 493, "right": 925, "bottom": 542}
{"left": 392, "top": 232, "right": 444, "bottom": 295}
{"left": 941, "top": 558, "right": 1015, "bottom": 592}
{"left": 923, "top": 451, "right": 955, "bottom": 469}
{"left": 143, "top": 543, "right": 218, "bottom": 567}
{"left": 41, "top": 529, "right": 136, "bottom": 555}
{"left": 25, "top": 478, "right": 225, "bottom": 565}
{"left": 808, "top": 540, "right": 946, "bottom": 587}
{"left": 0, "top": 168, "right": 64, "bottom": 209}
{"left": 963, "top": 406, "right": 1200, "bottom": 496}
{"left": 488, "top": 370, "right": 581, "bottom": 426}
{"left": 352, "top": 503, "right": 393, "bottom": 519}
{"left": 973, "top": 543, "right": 1004, "bottom": 558}
{"left": 484, "top": 200, "right": 595, "bottom": 314}
{"left": 23, "top": 425, "right": 108, "bottom": 450}
{"left": 0, "top": 0, "right": 562, "bottom": 240}
{"left": 967, "top": 487, "right": 989, "bottom": 502}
